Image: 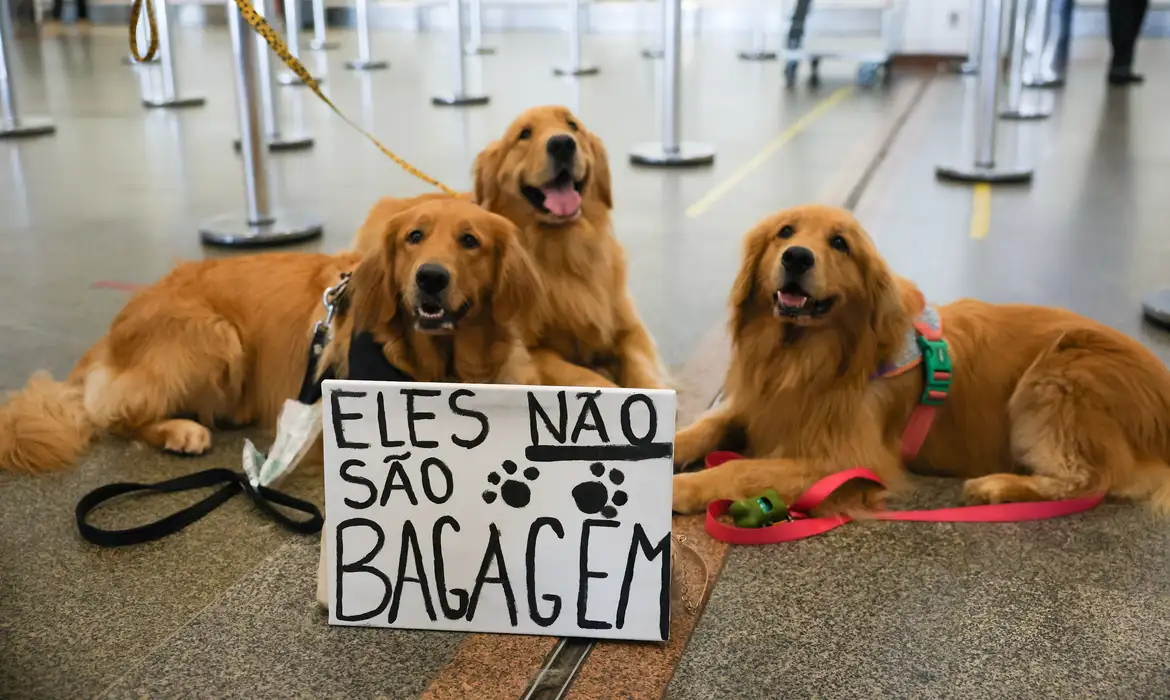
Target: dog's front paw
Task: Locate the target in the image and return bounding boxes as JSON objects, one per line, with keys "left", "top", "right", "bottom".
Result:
{"left": 672, "top": 471, "right": 715, "bottom": 514}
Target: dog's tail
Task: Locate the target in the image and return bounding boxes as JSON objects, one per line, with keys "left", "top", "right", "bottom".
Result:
{"left": 0, "top": 371, "right": 95, "bottom": 474}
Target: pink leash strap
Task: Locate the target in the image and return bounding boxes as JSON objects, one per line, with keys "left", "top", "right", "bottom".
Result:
{"left": 701, "top": 452, "right": 1105, "bottom": 545}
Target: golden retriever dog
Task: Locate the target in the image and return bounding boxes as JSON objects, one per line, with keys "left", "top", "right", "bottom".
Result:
{"left": 672, "top": 204, "right": 1170, "bottom": 515}
{"left": 351, "top": 105, "right": 665, "bottom": 390}
{"left": 0, "top": 199, "right": 543, "bottom": 473}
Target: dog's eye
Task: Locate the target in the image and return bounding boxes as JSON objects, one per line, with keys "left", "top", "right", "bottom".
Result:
{"left": 405, "top": 229, "right": 424, "bottom": 244}
{"left": 567, "top": 120, "right": 579, "bottom": 132}
{"left": 777, "top": 225, "right": 795, "bottom": 239}
{"left": 829, "top": 235, "right": 849, "bottom": 253}
{"left": 518, "top": 128, "right": 532, "bottom": 141}
{"left": 459, "top": 233, "right": 480, "bottom": 250}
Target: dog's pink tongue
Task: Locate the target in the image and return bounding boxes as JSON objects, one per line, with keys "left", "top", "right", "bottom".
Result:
{"left": 542, "top": 187, "right": 581, "bottom": 217}
{"left": 779, "top": 292, "right": 808, "bottom": 308}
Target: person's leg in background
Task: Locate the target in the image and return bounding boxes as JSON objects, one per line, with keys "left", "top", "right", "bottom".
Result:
{"left": 49, "top": 0, "right": 63, "bottom": 21}
{"left": 1108, "top": 0, "right": 1150, "bottom": 85}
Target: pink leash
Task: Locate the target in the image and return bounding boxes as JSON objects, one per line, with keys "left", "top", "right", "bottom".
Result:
{"left": 702, "top": 451, "right": 1106, "bottom": 545}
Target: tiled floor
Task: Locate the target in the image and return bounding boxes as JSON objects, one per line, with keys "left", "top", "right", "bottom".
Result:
{"left": 1, "top": 20, "right": 1168, "bottom": 700}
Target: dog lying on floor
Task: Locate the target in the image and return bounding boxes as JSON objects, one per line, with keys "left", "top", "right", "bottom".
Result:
{"left": 351, "top": 105, "right": 665, "bottom": 390}
{"left": 0, "top": 199, "right": 544, "bottom": 473}
{"left": 672, "top": 204, "right": 1170, "bottom": 515}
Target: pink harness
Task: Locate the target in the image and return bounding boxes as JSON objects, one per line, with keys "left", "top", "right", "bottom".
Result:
{"left": 702, "top": 307, "right": 1105, "bottom": 545}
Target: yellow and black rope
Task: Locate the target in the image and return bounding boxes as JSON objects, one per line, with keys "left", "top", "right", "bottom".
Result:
{"left": 126, "top": 0, "right": 456, "bottom": 196}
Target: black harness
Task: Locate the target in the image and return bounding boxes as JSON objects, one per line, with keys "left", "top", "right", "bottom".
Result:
{"left": 75, "top": 276, "right": 414, "bottom": 548}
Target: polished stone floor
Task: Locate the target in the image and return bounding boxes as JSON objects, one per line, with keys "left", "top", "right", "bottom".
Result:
{"left": 1, "top": 21, "right": 1168, "bottom": 700}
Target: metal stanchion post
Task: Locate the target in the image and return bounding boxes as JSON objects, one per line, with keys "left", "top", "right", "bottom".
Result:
{"left": 642, "top": 0, "right": 663, "bottom": 58}
{"left": 0, "top": 0, "right": 54, "bottom": 139}
{"left": 464, "top": 0, "right": 494, "bottom": 55}
{"left": 1142, "top": 289, "right": 1170, "bottom": 330}
{"left": 309, "top": 0, "right": 338, "bottom": 50}
{"left": 432, "top": 0, "right": 488, "bottom": 105}
{"left": 738, "top": 0, "right": 776, "bottom": 61}
{"left": 201, "top": 0, "right": 323, "bottom": 247}
{"left": 936, "top": 0, "right": 1032, "bottom": 184}
{"left": 345, "top": 0, "right": 388, "bottom": 70}
{"left": 234, "top": 0, "right": 313, "bottom": 151}
{"left": 629, "top": 0, "right": 713, "bottom": 167}
{"left": 1000, "top": 0, "right": 1049, "bottom": 119}
{"left": 957, "top": 0, "right": 983, "bottom": 74}
{"left": 553, "top": 0, "right": 599, "bottom": 76}
{"left": 142, "top": 0, "right": 205, "bottom": 108}
{"left": 1023, "top": 0, "right": 1066, "bottom": 88}
{"left": 278, "top": 0, "right": 324, "bottom": 85}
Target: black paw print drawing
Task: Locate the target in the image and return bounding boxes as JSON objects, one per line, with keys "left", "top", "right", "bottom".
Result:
{"left": 571, "top": 462, "right": 627, "bottom": 519}
{"left": 482, "top": 460, "right": 540, "bottom": 508}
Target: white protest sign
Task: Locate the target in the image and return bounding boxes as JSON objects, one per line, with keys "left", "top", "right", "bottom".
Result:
{"left": 321, "top": 380, "right": 676, "bottom": 641}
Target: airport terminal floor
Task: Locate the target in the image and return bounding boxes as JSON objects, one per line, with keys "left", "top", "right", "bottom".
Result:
{"left": 2, "top": 16, "right": 1170, "bottom": 700}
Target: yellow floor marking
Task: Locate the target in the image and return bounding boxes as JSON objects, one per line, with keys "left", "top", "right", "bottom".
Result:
{"left": 969, "top": 183, "right": 991, "bottom": 240}
{"left": 684, "top": 86, "right": 855, "bottom": 219}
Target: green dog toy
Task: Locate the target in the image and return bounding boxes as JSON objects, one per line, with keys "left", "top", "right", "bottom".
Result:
{"left": 728, "top": 489, "right": 790, "bottom": 528}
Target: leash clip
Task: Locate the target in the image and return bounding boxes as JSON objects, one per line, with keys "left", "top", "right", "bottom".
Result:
{"left": 312, "top": 272, "right": 352, "bottom": 350}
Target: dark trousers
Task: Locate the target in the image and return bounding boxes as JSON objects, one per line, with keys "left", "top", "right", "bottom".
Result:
{"left": 50, "top": 0, "right": 87, "bottom": 20}
{"left": 1108, "top": 0, "right": 1149, "bottom": 69}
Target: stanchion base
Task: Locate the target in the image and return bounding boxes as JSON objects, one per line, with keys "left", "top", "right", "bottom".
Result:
{"left": 198, "top": 211, "right": 324, "bottom": 247}
{"left": 1141, "top": 289, "right": 1170, "bottom": 330}
{"left": 432, "top": 94, "right": 491, "bottom": 107}
{"left": 122, "top": 55, "right": 159, "bottom": 65}
{"left": 629, "top": 142, "right": 716, "bottom": 167}
{"left": 935, "top": 163, "right": 1033, "bottom": 184}
{"left": 465, "top": 46, "right": 496, "bottom": 55}
{"left": 309, "top": 39, "right": 339, "bottom": 50}
{"left": 553, "top": 65, "right": 600, "bottom": 77}
{"left": 739, "top": 50, "right": 778, "bottom": 61}
{"left": 0, "top": 117, "right": 56, "bottom": 139}
{"left": 233, "top": 133, "right": 315, "bottom": 152}
{"left": 142, "top": 95, "right": 206, "bottom": 109}
{"left": 1000, "top": 105, "right": 1051, "bottom": 120}
{"left": 278, "top": 72, "right": 325, "bottom": 86}
{"left": 345, "top": 59, "right": 389, "bottom": 70}
{"left": 1023, "top": 77, "right": 1065, "bottom": 89}
{"left": 642, "top": 48, "right": 663, "bottom": 59}
{"left": 956, "top": 60, "right": 979, "bottom": 75}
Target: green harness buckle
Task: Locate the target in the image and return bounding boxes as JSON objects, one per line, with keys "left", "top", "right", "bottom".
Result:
{"left": 916, "top": 334, "right": 952, "bottom": 406}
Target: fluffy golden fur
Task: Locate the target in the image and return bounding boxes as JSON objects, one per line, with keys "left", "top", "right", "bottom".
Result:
{"left": 672, "top": 204, "right": 1170, "bottom": 515}
{"left": 351, "top": 105, "right": 665, "bottom": 390}
{"left": 0, "top": 199, "right": 542, "bottom": 474}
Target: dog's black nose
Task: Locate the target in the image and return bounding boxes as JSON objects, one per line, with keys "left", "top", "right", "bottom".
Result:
{"left": 781, "top": 246, "right": 815, "bottom": 274}
{"left": 546, "top": 135, "right": 577, "bottom": 161}
{"left": 415, "top": 264, "right": 450, "bottom": 295}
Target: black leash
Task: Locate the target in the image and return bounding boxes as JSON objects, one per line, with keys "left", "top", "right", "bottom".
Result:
{"left": 75, "top": 274, "right": 415, "bottom": 548}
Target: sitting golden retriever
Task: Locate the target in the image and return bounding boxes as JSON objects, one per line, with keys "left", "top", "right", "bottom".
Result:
{"left": 351, "top": 105, "right": 665, "bottom": 390}
{"left": 0, "top": 200, "right": 542, "bottom": 473}
{"left": 672, "top": 204, "right": 1170, "bottom": 515}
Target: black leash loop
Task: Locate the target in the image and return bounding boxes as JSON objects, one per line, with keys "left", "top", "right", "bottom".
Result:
{"left": 76, "top": 468, "right": 322, "bottom": 547}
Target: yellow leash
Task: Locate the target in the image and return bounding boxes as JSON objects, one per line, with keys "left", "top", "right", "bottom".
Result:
{"left": 126, "top": 0, "right": 457, "bottom": 196}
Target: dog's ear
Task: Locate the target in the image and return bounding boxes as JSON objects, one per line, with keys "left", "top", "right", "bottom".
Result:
{"left": 729, "top": 227, "right": 772, "bottom": 335}
{"left": 583, "top": 129, "right": 613, "bottom": 209}
{"left": 473, "top": 140, "right": 505, "bottom": 211}
{"left": 491, "top": 216, "right": 545, "bottom": 338}
{"left": 866, "top": 258, "right": 919, "bottom": 361}
{"left": 348, "top": 214, "right": 405, "bottom": 332}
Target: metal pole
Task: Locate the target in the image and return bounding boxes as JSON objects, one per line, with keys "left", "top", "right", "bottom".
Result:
{"left": 234, "top": 0, "right": 313, "bottom": 151}
{"left": 1001, "top": 0, "right": 1049, "bottom": 119}
{"left": 0, "top": 0, "right": 54, "bottom": 138}
{"left": 1023, "top": 0, "right": 1064, "bottom": 87}
{"left": 936, "top": 0, "right": 1032, "bottom": 184}
{"left": 142, "top": 0, "right": 205, "bottom": 108}
{"left": 957, "top": 0, "right": 983, "bottom": 74}
{"left": 465, "top": 0, "right": 494, "bottom": 55}
{"left": 553, "top": 0, "right": 598, "bottom": 76}
{"left": 200, "top": 0, "right": 323, "bottom": 246}
{"left": 278, "top": 0, "right": 324, "bottom": 85}
{"left": 628, "top": 0, "right": 713, "bottom": 166}
{"left": 432, "top": 0, "right": 488, "bottom": 105}
{"left": 738, "top": 0, "right": 776, "bottom": 62}
{"left": 642, "top": 0, "right": 663, "bottom": 59}
{"left": 345, "top": 0, "right": 388, "bottom": 70}
{"left": 309, "top": 0, "right": 337, "bottom": 50}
